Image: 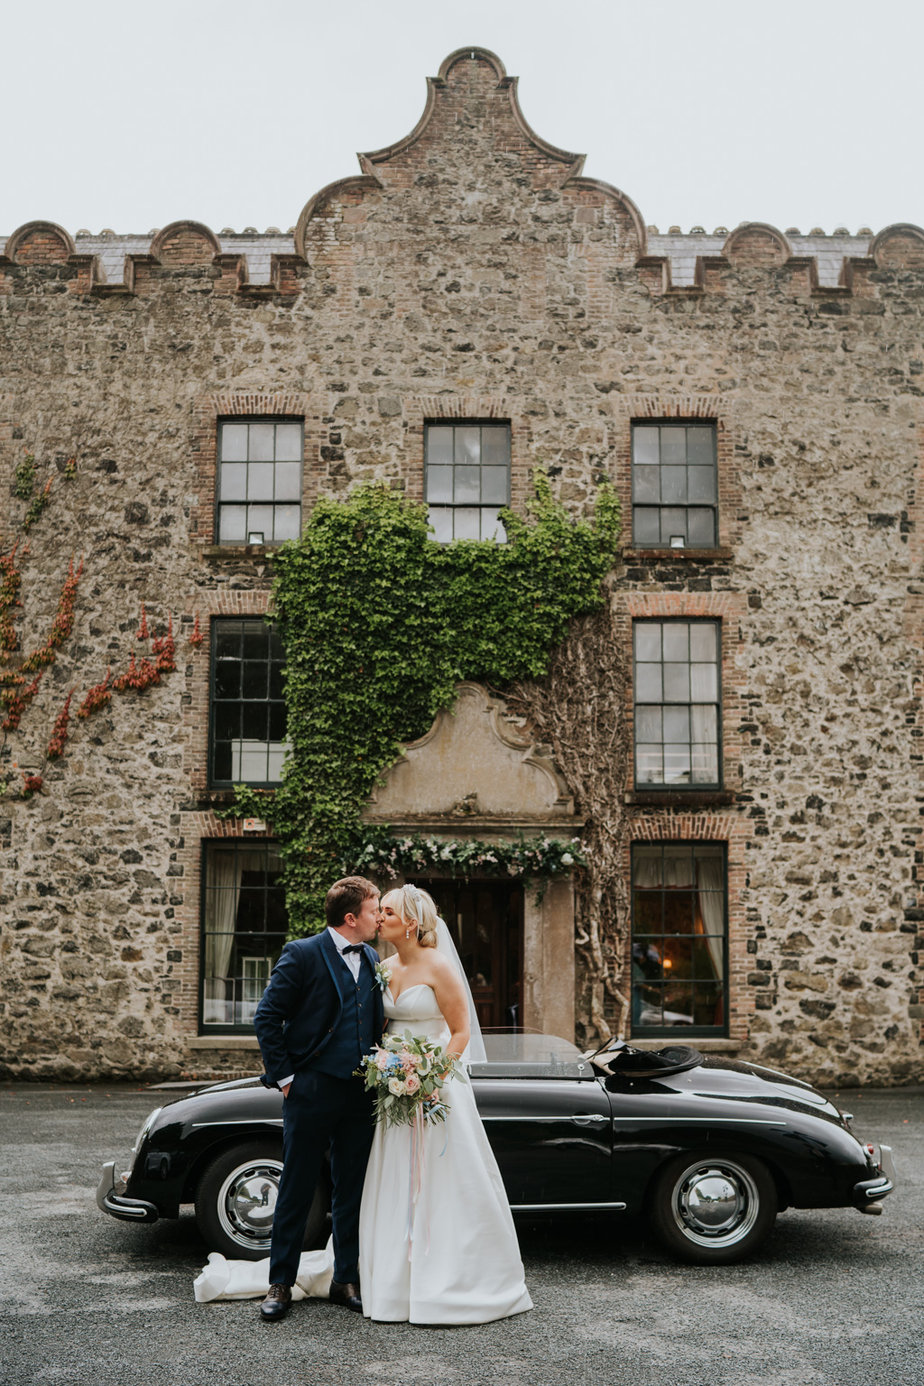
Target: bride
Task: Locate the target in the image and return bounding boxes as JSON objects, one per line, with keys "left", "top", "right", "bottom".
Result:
{"left": 359, "top": 883, "right": 532, "bottom": 1324}
{"left": 195, "top": 882, "right": 531, "bottom": 1325}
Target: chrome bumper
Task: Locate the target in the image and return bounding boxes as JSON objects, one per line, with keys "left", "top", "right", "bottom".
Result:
{"left": 96, "top": 1160, "right": 160, "bottom": 1223}
{"left": 853, "top": 1143, "right": 896, "bottom": 1211}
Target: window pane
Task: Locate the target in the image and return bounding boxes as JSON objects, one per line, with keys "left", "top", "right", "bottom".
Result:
{"left": 693, "top": 939, "right": 723, "bottom": 980}
{"left": 426, "top": 467, "right": 453, "bottom": 503}
{"left": 635, "top": 625, "right": 661, "bottom": 661}
{"left": 632, "top": 845, "right": 662, "bottom": 885}
{"left": 664, "top": 744, "right": 692, "bottom": 783}
{"left": 692, "top": 981, "right": 723, "bottom": 1027}
{"left": 214, "top": 703, "right": 240, "bottom": 741}
{"left": 633, "top": 426, "right": 659, "bottom": 465}
{"left": 659, "top": 508, "right": 687, "bottom": 544}
{"left": 636, "top": 744, "right": 663, "bottom": 783}
{"left": 635, "top": 705, "right": 662, "bottom": 742}
{"left": 220, "top": 462, "right": 247, "bottom": 501}
{"left": 691, "top": 745, "right": 720, "bottom": 783}
{"left": 454, "top": 426, "right": 481, "bottom": 465}
{"left": 686, "top": 426, "right": 714, "bottom": 465}
{"left": 221, "top": 424, "right": 248, "bottom": 461}
{"left": 661, "top": 467, "right": 687, "bottom": 503}
{"left": 247, "top": 505, "right": 274, "bottom": 539}
{"left": 269, "top": 661, "right": 285, "bottom": 701}
{"left": 635, "top": 665, "right": 662, "bottom": 700}
{"left": 453, "top": 507, "right": 480, "bottom": 541}
{"left": 266, "top": 741, "right": 289, "bottom": 781}
{"left": 238, "top": 740, "right": 270, "bottom": 780}
{"left": 454, "top": 466, "right": 481, "bottom": 503}
{"left": 633, "top": 508, "right": 661, "bottom": 545}
{"left": 690, "top": 663, "right": 718, "bottom": 701}
{"left": 274, "top": 424, "right": 302, "bottom": 461}
{"left": 427, "top": 426, "right": 454, "bottom": 465}
{"left": 687, "top": 508, "right": 716, "bottom": 546}
{"left": 663, "top": 663, "right": 690, "bottom": 701}
{"left": 480, "top": 508, "right": 505, "bottom": 541}
{"left": 273, "top": 506, "right": 301, "bottom": 542}
{"left": 242, "top": 701, "right": 269, "bottom": 740}
{"left": 428, "top": 507, "right": 453, "bottom": 543}
{"left": 633, "top": 466, "right": 660, "bottom": 503}
{"left": 690, "top": 624, "right": 717, "bottom": 661}
{"left": 663, "top": 706, "right": 690, "bottom": 742}
{"left": 662, "top": 624, "right": 689, "bottom": 661}
{"left": 660, "top": 428, "right": 686, "bottom": 465}
{"left": 219, "top": 506, "right": 247, "bottom": 542}
{"left": 633, "top": 893, "right": 662, "bottom": 929}
{"left": 481, "top": 427, "right": 510, "bottom": 465}
{"left": 481, "top": 466, "right": 509, "bottom": 504}
{"left": 691, "top": 705, "right": 717, "bottom": 742}
{"left": 214, "top": 660, "right": 241, "bottom": 698}
{"left": 215, "top": 627, "right": 241, "bottom": 659}
{"left": 212, "top": 740, "right": 232, "bottom": 781}
{"left": 248, "top": 463, "right": 276, "bottom": 500}
{"left": 688, "top": 467, "right": 716, "bottom": 502}
{"left": 274, "top": 462, "right": 301, "bottom": 501}
{"left": 242, "top": 627, "right": 268, "bottom": 660}
{"left": 269, "top": 702, "right": 287, "bottom": 741}
{"left": 249, "top": 423, "right": 275, "bottom": 461}
{"left": 243, "top": 660, "right": 268, "bottom": 699}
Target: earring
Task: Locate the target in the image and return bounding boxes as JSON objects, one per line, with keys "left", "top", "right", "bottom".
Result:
{"left": 405, "top": 926, "right": 412, "bottom": 939}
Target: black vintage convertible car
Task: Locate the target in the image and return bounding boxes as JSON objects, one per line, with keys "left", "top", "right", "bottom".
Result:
{"left": 97, "top": 1034, "right": 895, "bottom": 1265}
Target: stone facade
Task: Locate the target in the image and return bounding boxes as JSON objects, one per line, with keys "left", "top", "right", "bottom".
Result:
{"left": 0, "top": 48, "right": 921, "bottom": 1084}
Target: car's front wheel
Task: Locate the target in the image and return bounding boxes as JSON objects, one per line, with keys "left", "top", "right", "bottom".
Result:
{"left": 649, "top": 1151, "right": 778, "bottom": 1264}
{"left": 194, "top": 1141, "right": 329, "bottom": 1261}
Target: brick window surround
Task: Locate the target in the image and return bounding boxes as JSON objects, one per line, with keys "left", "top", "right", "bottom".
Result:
{"left": 199, "top": 838, "right": 287, "bottom": 1033}
{"left": 208, "top": 617, "right": 287, "bottom": 788}
{"left": 634, "top": 618, "right": 722, "bottom": 790}
{"left": 425, "top": 420, "right": 511, "bottom": 542}
{"left": 631, "top": 421, "right": 718, "bottom": 549}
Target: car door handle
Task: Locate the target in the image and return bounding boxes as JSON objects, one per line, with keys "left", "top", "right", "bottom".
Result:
{"left": 570, "top": 1114, "right": 608, "bottom": 1126}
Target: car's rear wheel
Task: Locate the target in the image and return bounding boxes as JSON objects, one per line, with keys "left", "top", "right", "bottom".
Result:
{"left": 649, "top": 1151, "right": 778, "bottom": 1264}
{"left": 194, "top": 1141, "right": 329, "bottom": 1261}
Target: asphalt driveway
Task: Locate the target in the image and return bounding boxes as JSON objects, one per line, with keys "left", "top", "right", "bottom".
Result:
{"left": 0, "top": 1082, "right": 921, "bottom": 1386}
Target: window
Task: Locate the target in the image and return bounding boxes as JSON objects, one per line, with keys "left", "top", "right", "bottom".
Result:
{"left": 209, "top": 618, "right": 288, "bottom": 786}
{"left": 217, "top": 419, "right": 302, "bottom": 544}
{"left": 632, "top": 422, "right": 717, "bottom": 548}
{"left": 634, "top": 620, "right": 720, "bottom": 787}
{"left": 631, "top": 843, "right": 727, "bottom": 1035}
{"left": 201, "top": 841, "right": 287, "bottom": 1030}
{"left": 425, "top": 422, "right": 510, "bottom": 542}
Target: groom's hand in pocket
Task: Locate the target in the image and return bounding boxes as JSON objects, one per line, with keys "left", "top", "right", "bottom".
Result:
{"left": 281, "top": 1081, "right": 292, "bottom": 1098}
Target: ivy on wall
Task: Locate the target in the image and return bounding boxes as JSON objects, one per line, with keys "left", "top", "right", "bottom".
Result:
{"left": 224, "top": 473, "right": 620, "bottom": 937}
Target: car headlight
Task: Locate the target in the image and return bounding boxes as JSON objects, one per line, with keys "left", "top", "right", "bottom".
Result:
{"left": 131, "top": 1106, "right": 163, "bottom": 1156}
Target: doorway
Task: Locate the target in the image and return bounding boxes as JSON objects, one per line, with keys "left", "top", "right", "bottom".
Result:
{"left": 422, "top": 879, "right": 523, "bottom": 1030}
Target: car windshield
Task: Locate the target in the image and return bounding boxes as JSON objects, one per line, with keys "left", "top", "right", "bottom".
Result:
{"left": 470, "top": 1031, "right": 593, "bottom": 1079}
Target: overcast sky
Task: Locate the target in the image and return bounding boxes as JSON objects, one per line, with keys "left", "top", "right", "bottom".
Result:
{"left": 2, "top": 0, "right": 919, "bottom": 239}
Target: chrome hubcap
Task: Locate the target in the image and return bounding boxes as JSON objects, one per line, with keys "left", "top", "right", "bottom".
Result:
{"left": 217, "top": 1160, "right": 282, "bottom": 1248}
{"left": 672, "top": 1159, "right": 760, "bottom": 1247}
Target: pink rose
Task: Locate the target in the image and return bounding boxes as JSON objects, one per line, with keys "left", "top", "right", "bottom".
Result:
{"left": 404, "top": 1073, "right": 420, "bottom": 1094}
{"left": 374, "top": 1050, "right": 389, "bottom": 1071}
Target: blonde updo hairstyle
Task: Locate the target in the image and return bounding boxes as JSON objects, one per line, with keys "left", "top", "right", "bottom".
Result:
{"left": 384, "top": 883, "right": 440, "bottom": 949}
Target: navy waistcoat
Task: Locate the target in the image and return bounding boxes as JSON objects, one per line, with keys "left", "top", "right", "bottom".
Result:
{"left": 310, "top": 955, "right": 377, "bottom": 1079}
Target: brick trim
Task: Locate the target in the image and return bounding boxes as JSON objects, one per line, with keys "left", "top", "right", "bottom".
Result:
{"left": 190, "top": 391, "right": 311, "bottom": 548}
{"left": 402, "top": 396, "right": 533, "bottom": 512}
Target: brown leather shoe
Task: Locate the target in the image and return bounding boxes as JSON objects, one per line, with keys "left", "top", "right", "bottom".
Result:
{"left": 329, "top": 1279, "right": 363, "bottom": 1313}
{"left": 260, "top": 1283, "right": 292, "bottom": 1321}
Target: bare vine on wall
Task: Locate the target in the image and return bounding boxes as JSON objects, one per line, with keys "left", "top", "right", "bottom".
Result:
{"left": 508, "top": 585, "right": 632, "bottom": 1046}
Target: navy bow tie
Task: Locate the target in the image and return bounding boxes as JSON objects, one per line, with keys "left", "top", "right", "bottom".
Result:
{"left": 342, "top": 944, "right": 365, "bottom": 954}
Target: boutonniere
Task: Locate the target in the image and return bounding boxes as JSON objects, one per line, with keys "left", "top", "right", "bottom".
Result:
{"left": 374, "top": 962, "right": 390, "bottom": 994}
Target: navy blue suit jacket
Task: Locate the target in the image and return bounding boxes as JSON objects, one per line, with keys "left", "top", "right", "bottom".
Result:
{"left": 253, "top": 931, "right": 384, "bottom": 1089}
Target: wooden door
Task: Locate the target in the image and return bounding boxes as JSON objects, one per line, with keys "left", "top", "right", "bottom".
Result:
{"left": 422, "top": 879, "right": 523, "bottom": 1029}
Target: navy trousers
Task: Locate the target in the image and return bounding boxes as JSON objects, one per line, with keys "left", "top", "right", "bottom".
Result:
{"left": 269, "top": 1068, "right": 375, "bottom": 1288}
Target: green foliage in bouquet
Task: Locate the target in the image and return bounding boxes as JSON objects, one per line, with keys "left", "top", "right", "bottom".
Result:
{"left": 220, "top": 472, "right": 620, "bottom": 935}
{"left": 356, "top": 1032, "right": 464, "bottom": 1128}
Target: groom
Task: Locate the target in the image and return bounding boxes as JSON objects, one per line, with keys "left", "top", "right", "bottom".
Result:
{"left": 253, "top": 875, "right": 383, "bottom": 1321}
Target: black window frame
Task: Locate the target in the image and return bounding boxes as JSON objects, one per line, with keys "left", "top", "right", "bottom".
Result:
{"left": 199, "top": 838, "right": 287, "bottom": 1034}
{"left": 424, "top": 419, "right": 511, "bottom": 543}
{"left": 215, "top": 416, "right": 304, "bottom": 546}
{"left": 633, "top": 618, "right": 722, "bottom": 790}
{"left": 208, "top": 616, "right": 287, "bottom": 789}
{"left": 631, "top": 420, "right": 718, "bottom": 550}
{"left": 630, "top": 840, "right": 728, "bottom": 1039}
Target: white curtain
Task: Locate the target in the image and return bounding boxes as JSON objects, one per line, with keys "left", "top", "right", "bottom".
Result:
{"left": 695, "top": 853, "right": 725, "bottom": 980}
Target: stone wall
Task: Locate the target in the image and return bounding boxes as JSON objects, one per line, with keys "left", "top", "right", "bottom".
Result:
{"left": 0, "top": 47, "right": 921, "bottom": 1083}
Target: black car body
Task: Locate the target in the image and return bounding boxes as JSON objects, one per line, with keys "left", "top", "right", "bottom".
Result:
{"left": 97, "top": 1035, "right": 895, "bottom": 1264}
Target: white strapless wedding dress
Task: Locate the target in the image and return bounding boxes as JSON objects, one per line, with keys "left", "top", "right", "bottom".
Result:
{"left": 358, "top": 983, "right": 532, "bottom": 1324}
{"left": 194, "top": 983, "right": 531, "bottom": 1324}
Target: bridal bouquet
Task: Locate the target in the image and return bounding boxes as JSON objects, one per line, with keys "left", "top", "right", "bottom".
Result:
{"left": 356, "top": 1031, "right": 463, "bottom": 1129}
